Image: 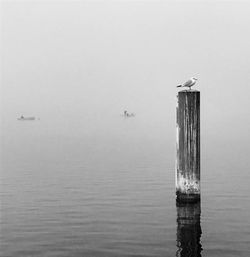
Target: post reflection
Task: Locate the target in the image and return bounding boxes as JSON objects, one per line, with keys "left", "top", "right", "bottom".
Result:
{"left": 176, "top": 202, "right": 202, "bottom": 257}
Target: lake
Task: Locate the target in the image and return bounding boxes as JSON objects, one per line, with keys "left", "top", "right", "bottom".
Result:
{"left": 1, "top": 115, "right": 250, "bottom": 257}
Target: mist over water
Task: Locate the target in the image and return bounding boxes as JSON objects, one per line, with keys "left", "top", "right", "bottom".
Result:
{"left": 1, "top": 1, "right": 250, "bottom": 256}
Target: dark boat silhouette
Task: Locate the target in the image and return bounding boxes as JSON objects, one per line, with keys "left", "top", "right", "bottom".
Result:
{"left": 18, "top": 116, "right": 35, "bottom": 121}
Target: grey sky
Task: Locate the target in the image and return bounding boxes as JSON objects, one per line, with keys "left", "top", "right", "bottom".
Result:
{"left": 2, "top": 1, "right": 250, "bottom": 148}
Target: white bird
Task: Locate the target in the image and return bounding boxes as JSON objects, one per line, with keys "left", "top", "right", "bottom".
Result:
{"left": 177, "top": 77, "right": 198, "bottom": 90}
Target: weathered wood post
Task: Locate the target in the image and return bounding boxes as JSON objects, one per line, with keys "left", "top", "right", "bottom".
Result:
{"left": 176, "top": 90, "right": 200, "bottom": 203}
{"left": 176, "top": 202, "right": 202, "bottom": 257}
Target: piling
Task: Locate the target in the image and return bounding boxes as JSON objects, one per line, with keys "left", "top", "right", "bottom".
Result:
{"left": 176, "top": 202, "right": 202, "bottom": 257}
{"left": 176, "top": 90, "right": 200, "bottom": 203}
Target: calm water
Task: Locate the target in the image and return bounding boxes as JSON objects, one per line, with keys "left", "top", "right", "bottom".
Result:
{"left": 1, "top": 116, "right": 250, "bottom": 257}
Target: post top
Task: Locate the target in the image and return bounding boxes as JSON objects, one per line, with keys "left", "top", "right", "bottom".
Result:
{"left": 178, "top": 90, "right": 200, "bottom": 93}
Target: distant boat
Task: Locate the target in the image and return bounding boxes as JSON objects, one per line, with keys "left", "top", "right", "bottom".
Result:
{"left": 18, "top": 116, "right": 35, "bottom": 121}
{"left": 126, "top": 113, "right": 135, "bottom": 117}
{"left": 123, "top": 110, "right": 135, "bottom": 117}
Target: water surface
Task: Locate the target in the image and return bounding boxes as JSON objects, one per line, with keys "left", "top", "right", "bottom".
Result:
{"left": 1, "top": 116, "right": 250, "bottom": 256}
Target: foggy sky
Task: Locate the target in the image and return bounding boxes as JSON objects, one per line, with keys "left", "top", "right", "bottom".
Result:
{"left": 2, "top": 0, "right": 250, "bottom": 150}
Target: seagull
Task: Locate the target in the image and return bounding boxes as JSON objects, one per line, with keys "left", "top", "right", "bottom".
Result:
{"left": 177, "top": 77, "right": 198, "bottom": 90}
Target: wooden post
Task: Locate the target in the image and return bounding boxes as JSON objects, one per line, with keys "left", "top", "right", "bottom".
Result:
{"left": 176, "top": 90, "right": 200, "bottom": 203}
{"left": 176, "top": 202, "right": 202, "bottom": 257}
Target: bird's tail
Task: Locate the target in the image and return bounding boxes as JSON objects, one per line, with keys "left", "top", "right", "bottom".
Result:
{"left": 177, "top": 85, "right": 182, "bottom": 88}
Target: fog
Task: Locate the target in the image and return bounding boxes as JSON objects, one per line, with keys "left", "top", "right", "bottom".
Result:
{"left": 2, "top": 1, "right": 250, "bottom": 161}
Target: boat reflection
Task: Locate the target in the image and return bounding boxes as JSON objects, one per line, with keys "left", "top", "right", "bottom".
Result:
{"left": 176, "top": 202, "right": 202, "bottom": 257}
